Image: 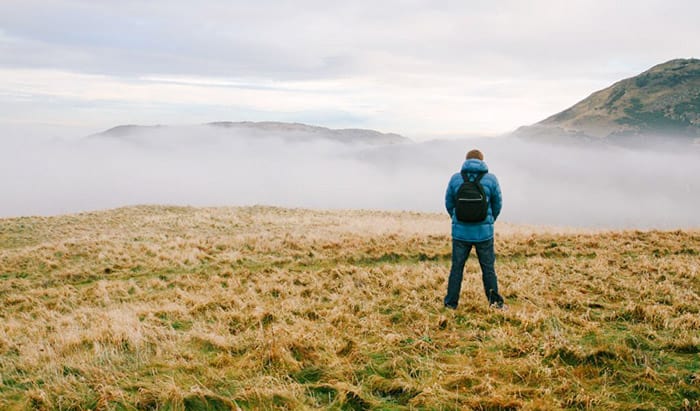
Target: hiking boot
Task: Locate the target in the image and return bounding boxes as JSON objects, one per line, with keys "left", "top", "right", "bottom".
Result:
{"left": 490, "top": 302, "right": 508, "bottom": 311}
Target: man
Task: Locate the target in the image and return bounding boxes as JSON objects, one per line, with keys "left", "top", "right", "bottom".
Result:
{"left": 444, "top": 149, "right": 505, "bottom": 309}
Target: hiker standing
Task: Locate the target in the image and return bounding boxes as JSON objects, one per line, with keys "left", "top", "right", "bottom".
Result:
{"left": 443, "top": 149, "right": 505, "bottom": 309}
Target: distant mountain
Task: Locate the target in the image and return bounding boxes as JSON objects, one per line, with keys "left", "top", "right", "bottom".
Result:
{"left": 515, "top": 58, "right": 700, "bottom": 145}
{"left": 93, "top": 124, "right": 165, "bottom": 138}
{"left": 90, "top": 121, "right": 409, "bottom": 146}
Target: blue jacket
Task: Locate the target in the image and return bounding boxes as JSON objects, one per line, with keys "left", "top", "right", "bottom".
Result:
{"left": 445, "top": 159, "right": 502, "bottom": 242}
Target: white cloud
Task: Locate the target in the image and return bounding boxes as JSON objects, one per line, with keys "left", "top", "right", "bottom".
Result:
{"left": 0, "top": 0, "right": 699, "bottom": 134}
{"left": 1, "top": 126, "right": 698, "bottom": 229}
{"left": 0, "top": 67, "right": 613, "bottom": 136}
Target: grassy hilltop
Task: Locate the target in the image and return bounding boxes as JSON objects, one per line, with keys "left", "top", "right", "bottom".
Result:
{"left": 516, "top": 58, "right": 700, "bottom": 143}
{"left": 0, "top": 206, "right": 699, "bottom": 410}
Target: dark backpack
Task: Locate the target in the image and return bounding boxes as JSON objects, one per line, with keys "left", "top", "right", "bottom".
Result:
{"left": 455, "top": 171, "right": 488, "bottom": 223}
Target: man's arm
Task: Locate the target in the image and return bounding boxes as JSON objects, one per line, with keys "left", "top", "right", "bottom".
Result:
{"left": 490, "top": 174, "right": 502, "bottom": 221}
{"left": 445, "top": 176, "right": 455, "bottom": 217}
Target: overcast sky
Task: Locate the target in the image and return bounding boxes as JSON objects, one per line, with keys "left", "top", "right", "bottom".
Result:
{"left": 1, "top": 0, "right": 699, "bottom": 139}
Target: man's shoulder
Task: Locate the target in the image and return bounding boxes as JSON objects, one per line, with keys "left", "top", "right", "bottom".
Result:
{"left": 480, "top": 173, "right": 500, "bottom": 191}
{"left": 482, "top": 172, "right": 499, "bottom": 183}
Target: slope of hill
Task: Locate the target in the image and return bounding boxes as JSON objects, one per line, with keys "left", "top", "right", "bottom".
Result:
{"left": 516, "top": 58, "right": 700, "bottom": 145}
{"left": 1, "top": 206, "right": 698, "bottom": 410}
{"left": 90, "top": 121, "right": 409, "bottom": 146}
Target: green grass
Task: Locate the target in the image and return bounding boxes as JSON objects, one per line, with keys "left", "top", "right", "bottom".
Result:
{"left": 0, "top": 206, "right": 698, "bottom": 410}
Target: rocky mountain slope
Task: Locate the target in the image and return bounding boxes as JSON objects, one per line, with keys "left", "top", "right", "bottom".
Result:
{"left": 515, "top": 58, "right": 700, "bottom": 144}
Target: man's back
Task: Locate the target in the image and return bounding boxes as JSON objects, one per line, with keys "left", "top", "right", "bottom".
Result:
{"left": 445, "top": 158, "right": 502, "bottom": 242}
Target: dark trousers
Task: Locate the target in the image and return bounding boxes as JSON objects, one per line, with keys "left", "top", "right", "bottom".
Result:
{"left": 444, "top": 237, "right": 504, "bottom": 308}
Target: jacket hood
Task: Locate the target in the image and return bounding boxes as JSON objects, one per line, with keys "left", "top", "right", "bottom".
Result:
{"left": 461, "top": 159, "right": 488, "bottom": 173}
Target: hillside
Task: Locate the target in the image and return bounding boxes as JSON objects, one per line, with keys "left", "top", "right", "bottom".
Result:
{"left": 0, "top": 206, "right": 698, "bottom": 409}
{"left": 90, "top": 122, "right": 409, "bottom": 146}
{"left": 515, "top": 58, "right": 700, "bottom": 144}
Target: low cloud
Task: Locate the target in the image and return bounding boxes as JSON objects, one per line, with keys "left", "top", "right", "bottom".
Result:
{"left": 2, "top": 126, "right": 699, "bottom": 229}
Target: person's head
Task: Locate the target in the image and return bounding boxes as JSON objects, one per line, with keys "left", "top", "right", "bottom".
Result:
{"left": 466, "top": 149, "right": 484, "bottom": 161}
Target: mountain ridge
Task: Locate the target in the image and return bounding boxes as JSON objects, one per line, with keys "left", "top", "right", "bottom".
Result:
{"left": 515, "top": 58, "right": 700, "bottom": 145}
{"left": 90, "top": 121, "right": 410, "bottom": 146}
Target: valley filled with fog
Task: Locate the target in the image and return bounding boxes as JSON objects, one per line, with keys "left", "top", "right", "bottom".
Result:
{"left": 2, "top": 125, "right": 699, "bottom": 229}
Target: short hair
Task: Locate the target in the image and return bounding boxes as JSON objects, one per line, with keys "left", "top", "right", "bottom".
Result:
{"left": 466, "top": 149, "right": 484, "bottom": 160}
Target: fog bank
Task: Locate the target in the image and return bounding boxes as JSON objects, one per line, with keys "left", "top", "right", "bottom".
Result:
{"left": 2, "top": 127, "right": 699, "bottom": 229}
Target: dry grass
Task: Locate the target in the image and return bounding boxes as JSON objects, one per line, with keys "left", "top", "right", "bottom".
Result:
{"left": 0, "top": 205, "right": 698, "bottom": 410}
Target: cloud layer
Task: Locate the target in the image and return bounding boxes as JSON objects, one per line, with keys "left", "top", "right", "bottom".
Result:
{"left": 2, "top": 128, "right": 699, "bottom": 229}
